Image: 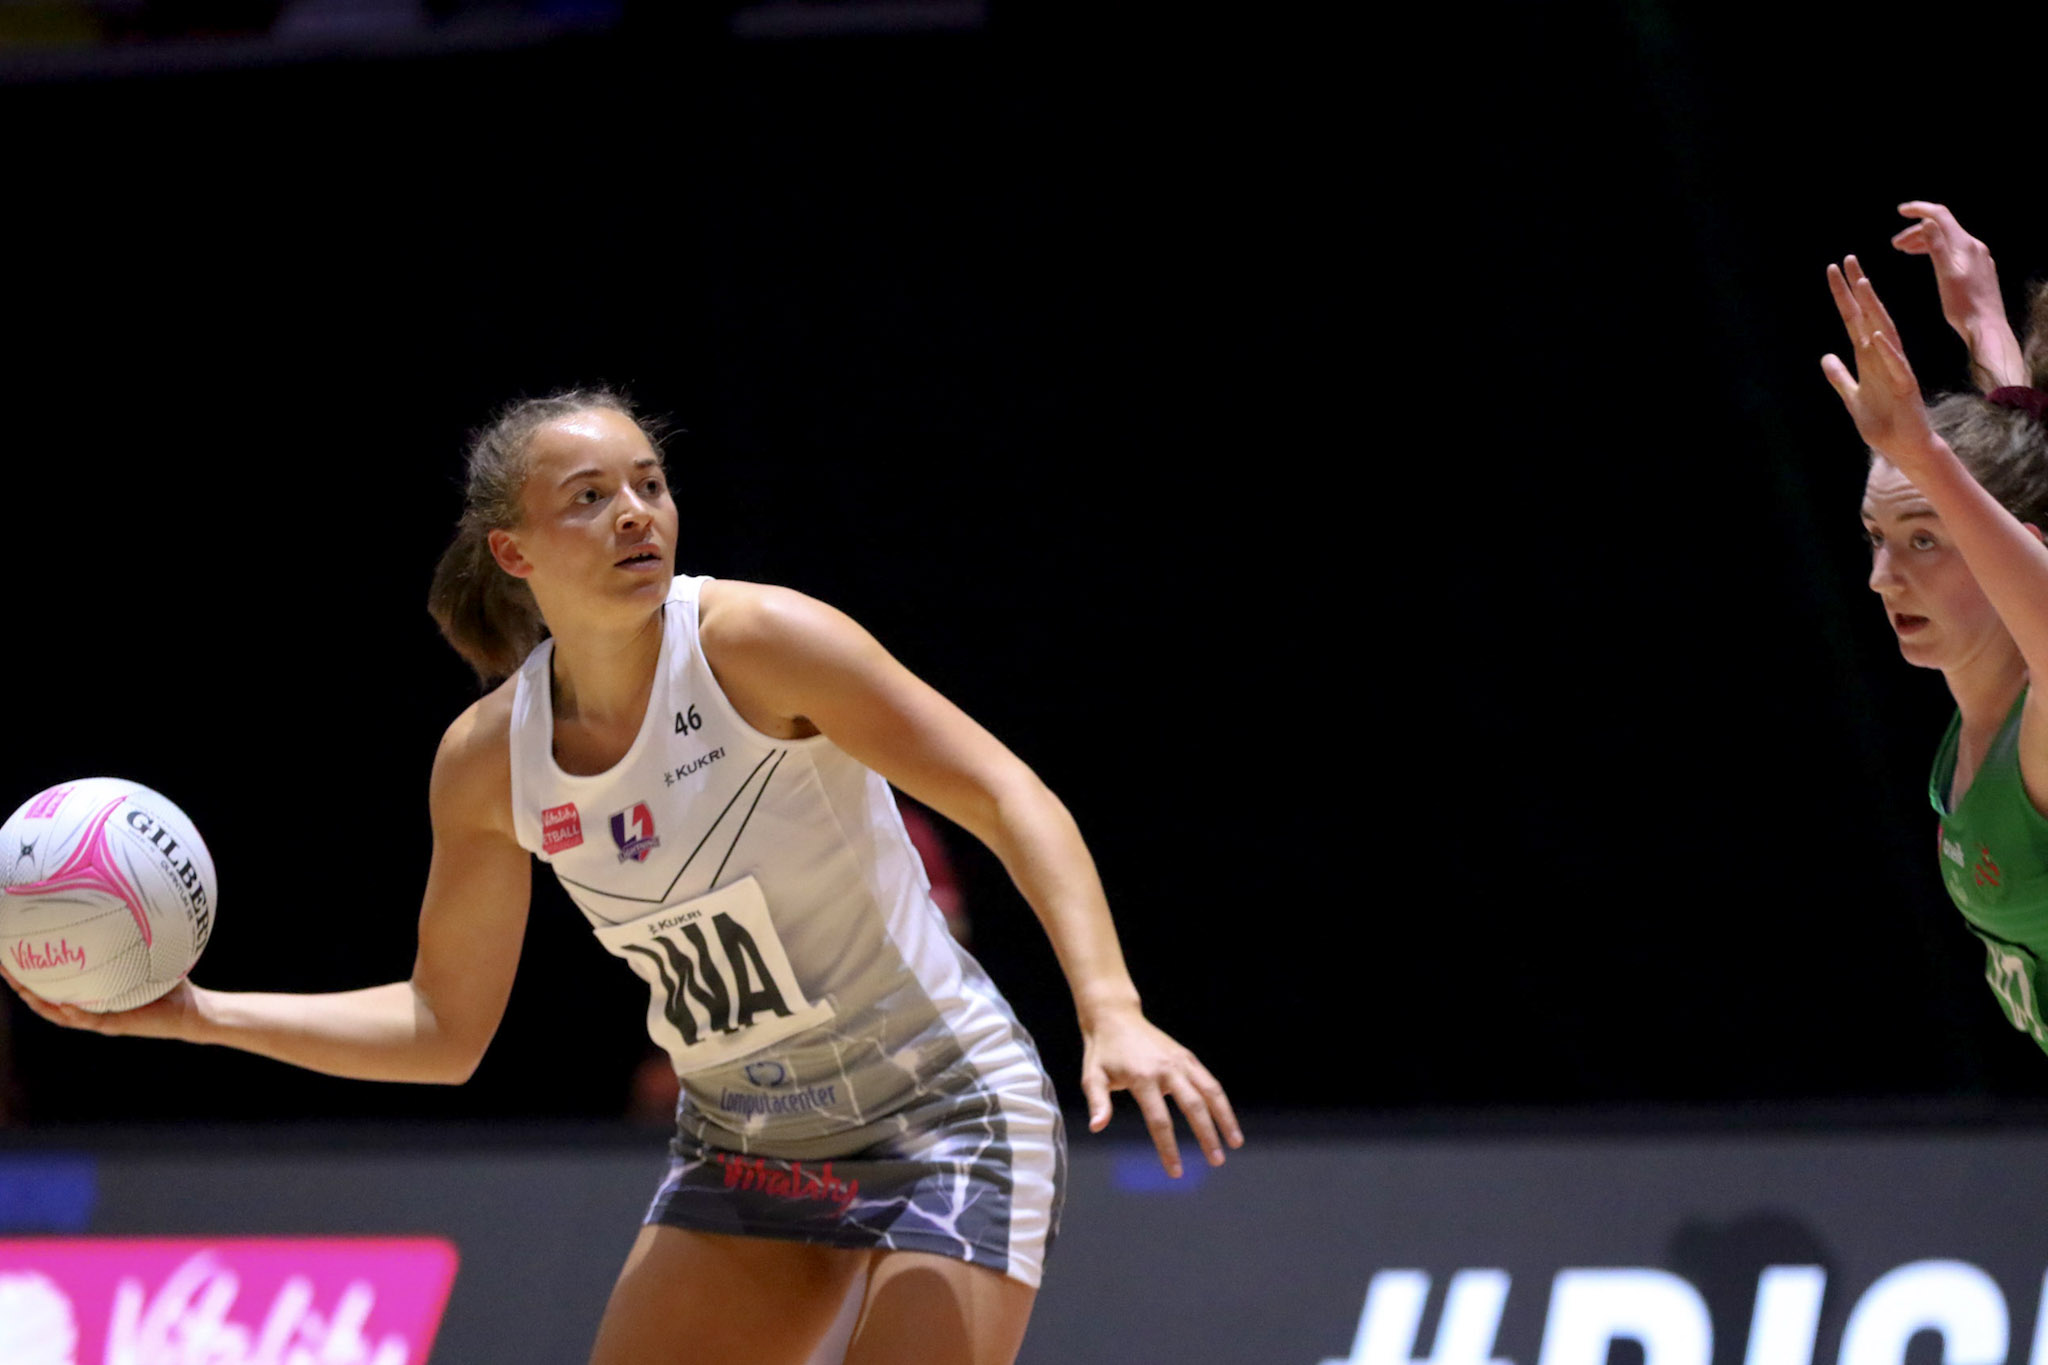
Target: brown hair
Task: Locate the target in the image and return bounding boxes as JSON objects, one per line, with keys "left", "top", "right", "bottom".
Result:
{"left": 427, "top": 388, "right": 659, "bottom": 684}
{"left": 1924, "top": 285, "right": 2048, "bottom": 527}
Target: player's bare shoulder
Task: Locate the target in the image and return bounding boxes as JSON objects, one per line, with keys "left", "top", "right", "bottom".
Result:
{"left": 699, "top": 578, "right": 832, "bottom": 649}
{"left": 430, "top": 678, "right": 519, "bottom": 842}
{"left": 698, "top": 580, "right": 846, "bottom": 741}
{"left": 700, "top": 579, "right": 872, "bottom": 667}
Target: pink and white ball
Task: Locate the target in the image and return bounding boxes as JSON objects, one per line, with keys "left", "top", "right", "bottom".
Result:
{"left": 0, "top": 778, "right": 216, "bottom": 1012}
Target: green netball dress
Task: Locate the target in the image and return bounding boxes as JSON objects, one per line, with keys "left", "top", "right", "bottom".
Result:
{"left": 1932, "top": 688, "right": 2048, "bottom": 1052}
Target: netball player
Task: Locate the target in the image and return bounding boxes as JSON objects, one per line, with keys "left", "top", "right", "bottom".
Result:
{"left": 3, "top": 392, "right": 1242, "bottom": 1364}
{"left": 1828, "top": 214, "right": 2048, "bottom": 1056}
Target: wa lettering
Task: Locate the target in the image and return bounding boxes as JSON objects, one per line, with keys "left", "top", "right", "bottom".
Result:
{"left": 621, "top": 910, "right": 793, "bottom": 1047}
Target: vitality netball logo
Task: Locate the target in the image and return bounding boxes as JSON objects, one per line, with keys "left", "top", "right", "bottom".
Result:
{"left": 710, "top": 1153, "right": 860, "bottom": 1212}
{"left": 610, "top": 803, "right": 661, "bottom": 864}
{"left": 11, "top": 938, "right": 86, "bottom": 972}
{"left": 0, "top": 1238, "right": 458, "bottom": 1365}
{"left": 541, "top": 804, "right": 583, "bottom": 855}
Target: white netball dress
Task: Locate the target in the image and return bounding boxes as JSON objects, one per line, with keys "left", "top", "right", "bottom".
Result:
{"left": 507, "top": 575, "right": 1063, "bottom": 1286}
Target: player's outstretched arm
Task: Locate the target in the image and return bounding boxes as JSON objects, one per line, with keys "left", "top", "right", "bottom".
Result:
{"left": 1824, "top": 261, "right": 2048, "bottom": 804}
{"left": 701, "top": 580, "right": 1245, "bottom": 1178}
{"left": 1, "top": 697, "right": 532, "bottom": 1085}
{"left": 1890, "top": 201, "right": 2028, "bottom": 392}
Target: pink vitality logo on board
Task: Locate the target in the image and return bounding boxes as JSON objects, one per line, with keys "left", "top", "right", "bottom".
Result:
{"left": 4, "top": 797, "right": 152, "bottom": 947}
{"left": 0, "top": 1237, "right": 458, "bottom": 1364}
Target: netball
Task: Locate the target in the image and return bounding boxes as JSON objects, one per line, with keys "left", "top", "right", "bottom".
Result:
{"left": 0, "top": 778, "right": 216, "bottom": 1014}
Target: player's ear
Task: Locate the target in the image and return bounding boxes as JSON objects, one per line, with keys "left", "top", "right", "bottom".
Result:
{"left": 2028, "top": 523, "right": 2046, "bottom": 547}
{"left": 487, "top": 528, "right": 534, "bottom": 579}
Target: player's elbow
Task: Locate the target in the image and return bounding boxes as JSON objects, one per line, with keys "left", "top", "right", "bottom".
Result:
{"left": 410, "top": 1036, "right": 486, "bottom": 1085}
{"left": 991, "top": 766, "right": 1069, "bottom": 829}
{"left": 431, "top": 1024, "right": 498, "bottom": 1084}
{"left": 406, "top": 982, "right": 495, "bottom": 1084}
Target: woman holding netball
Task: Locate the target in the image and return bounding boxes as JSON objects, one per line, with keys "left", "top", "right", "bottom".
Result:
{"left": 1830, "top": 203, "right": 2048, "bottom": 1053}
{"left": 3, "top": 392, "right": 1241, "bottom": 1364}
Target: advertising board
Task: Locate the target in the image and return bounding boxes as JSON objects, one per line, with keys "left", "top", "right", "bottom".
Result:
{"left": 7, "top": 1118, "right": 2048, "bottom": 1363}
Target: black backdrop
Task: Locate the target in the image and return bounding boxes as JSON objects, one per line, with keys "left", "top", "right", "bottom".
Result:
{"left": 3, "top": 5, "right": 2044, "bottom": 1127}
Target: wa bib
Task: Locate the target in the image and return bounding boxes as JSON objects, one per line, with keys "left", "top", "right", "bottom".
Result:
{"left": 593, "top": 876, "right": 835, "bottom": 1075}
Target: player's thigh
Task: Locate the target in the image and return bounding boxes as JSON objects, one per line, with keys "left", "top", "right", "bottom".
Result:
{"left": 844, "top": 1249, "right": 1037, "bottom": 1365}
{"left": 588, "top": 1223, "right": 868, "bottom": 1365}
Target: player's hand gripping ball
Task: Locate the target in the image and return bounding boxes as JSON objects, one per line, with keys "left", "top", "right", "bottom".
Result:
{"left": 0, "top": 778, "right": 216, "bottom": 1012}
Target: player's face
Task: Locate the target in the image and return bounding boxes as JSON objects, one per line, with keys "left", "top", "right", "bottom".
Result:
{"left": 1863, "top": 460, "right": 2006, "bottom": 671}
{"left": 494, "top": 408, "right": 678, "bottom": 612}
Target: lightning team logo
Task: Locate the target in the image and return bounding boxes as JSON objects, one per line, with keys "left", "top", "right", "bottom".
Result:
{"left": 610, "top": 802, "right": 661, "bottom": 864}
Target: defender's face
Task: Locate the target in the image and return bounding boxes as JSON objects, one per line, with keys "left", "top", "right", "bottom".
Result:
{"left": 491, "top": 408, "right": 679, "bottom": 611}
{"left": 1862, "top": 459, "right": 2004, "bottom": 671}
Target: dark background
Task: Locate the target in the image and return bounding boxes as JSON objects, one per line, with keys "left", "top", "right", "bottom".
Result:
{"left": 2, "top": 4, "right": 2043, "bottom": 1128}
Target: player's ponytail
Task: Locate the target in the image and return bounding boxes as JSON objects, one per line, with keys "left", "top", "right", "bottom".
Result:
{"left": 428, "top": 512, "right": 544, "bottom": 684}
{"left": 427, "top": 388, "right": 652, "bottom": 685}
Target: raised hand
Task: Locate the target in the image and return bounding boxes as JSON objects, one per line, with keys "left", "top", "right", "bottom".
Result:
{"left": 1822, "top": 259, "right": 1943, "bottom": 473}
{"left": 1081, "top": 1006, "right": 1243, "bottom": 1178}
{"left": 1892, "top": 201, "right": 2028, "bottom": 391}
